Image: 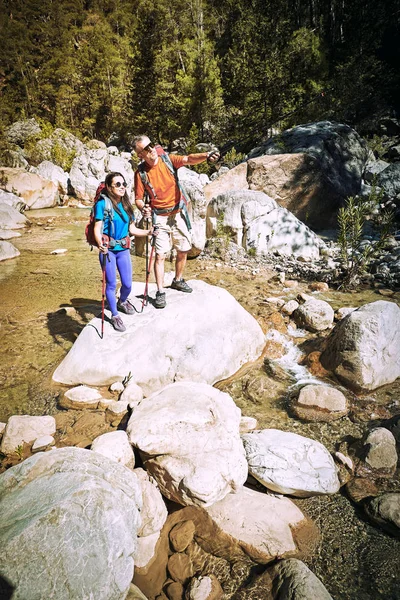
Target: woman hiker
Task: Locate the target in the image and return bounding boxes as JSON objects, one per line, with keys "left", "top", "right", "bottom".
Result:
{"left": 94, "top": 171, "right": 153, "bottom": 332}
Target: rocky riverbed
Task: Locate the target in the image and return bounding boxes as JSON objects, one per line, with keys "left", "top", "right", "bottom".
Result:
{"left": 0, "top": 207, "right": 400, "bottom": 600}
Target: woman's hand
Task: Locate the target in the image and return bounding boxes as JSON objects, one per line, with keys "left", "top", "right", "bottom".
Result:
{"left": 98, "top": 242, "right": 108, "bottom": 253}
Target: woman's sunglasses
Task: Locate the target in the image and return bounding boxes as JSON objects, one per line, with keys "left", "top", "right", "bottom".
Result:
{"left": 113, "top": 181, "right": 127, "bottom": 188}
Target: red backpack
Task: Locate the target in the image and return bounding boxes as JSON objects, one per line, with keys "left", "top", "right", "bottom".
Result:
{"left": 85, "top": 183, "right": 114, "bottom": 248}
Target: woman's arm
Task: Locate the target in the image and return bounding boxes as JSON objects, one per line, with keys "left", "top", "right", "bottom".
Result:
{"left": 129, "top": 222, "right": 152, "bottom": 237}
{"left": 94, "top": 220, "right": 108, "bottom": 252}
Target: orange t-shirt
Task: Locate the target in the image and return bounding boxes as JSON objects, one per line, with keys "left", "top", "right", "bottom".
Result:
{"left": 134, "top": 154, "right": 186, "bottom": 210}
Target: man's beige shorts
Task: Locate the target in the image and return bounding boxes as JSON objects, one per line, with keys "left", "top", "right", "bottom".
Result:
{"left": 154, "top": 211, "right": 192, "bottom": 255}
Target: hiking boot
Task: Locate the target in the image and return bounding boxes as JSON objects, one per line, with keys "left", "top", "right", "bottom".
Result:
{"left": 155, "top": 291, "right": 166, "bottom": 309}
{"left": 111, "top": 315, "right": 126, "bottom": 332}
{"left": 170, "top": 278, "right": 192, "bottom": 293}
{"left": 117, "top": 299, "right": 135, "bottom": 315}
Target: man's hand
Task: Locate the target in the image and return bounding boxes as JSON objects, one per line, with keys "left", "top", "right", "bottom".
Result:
{"left": 141, "top": 205, "right": 152, "bottom": 219}
{"left": 207, "top": 150, "right": 220, "bottom": 164}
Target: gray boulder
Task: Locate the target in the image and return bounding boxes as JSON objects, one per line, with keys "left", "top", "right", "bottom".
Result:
{"left": 0, "top": 447, "right": 142, "bottom": 600}
{"left": 364, "top": 159, "right": 390, "bottom": 183}
{"left": 364, "top": 493, "right": 400, "bottom": 537}
{"left": 376, "top": 163, "right": 400, "bottom": 199}
{"left": 32, "top": 129, "right": 84, "bottom": 168}
{"left": 248, "top": 121, "right": 368, "bottom": 197}
{"left": 268, "top": 558, "right": 333, "bottom": 600}
{"left": 4, "top": 118, "right": 41, "bottom": 146}
{"left": 321, "top": 300, "right": 400, "bottom": 391}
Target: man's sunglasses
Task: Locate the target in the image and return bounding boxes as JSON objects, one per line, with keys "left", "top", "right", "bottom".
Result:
{"left": 141, "top": 143, "right": 154, "bottom": 154}
{"left": 113, "top": 181, "right": 127, "bottom": 188}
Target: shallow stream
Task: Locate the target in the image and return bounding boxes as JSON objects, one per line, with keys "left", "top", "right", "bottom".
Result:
{"left": 0, "top": 207, "right": 399, "bottom": 599}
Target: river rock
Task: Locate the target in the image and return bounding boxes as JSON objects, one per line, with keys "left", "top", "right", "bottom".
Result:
{"left": 126, "top": 382, "right": 248, "bottom": 507}
{"left": 0, "top": 167, "right": 58, "bottom": 208}
{"left": 292, "top": 295, "right": 334, "bottom": 332}
{"left": 205, "top": 486, "right": 316, "bottom": 563}
{"left": 91, "top": 430, "right": 135, "bottom": 468}
{"left": 60, "top": 384, "right": 102, "bottom": 410}
{"left": 0, "top": 240, "right": 20, "bottom": 261}
{"left": 134, "top": 468, "right": 168, "bottom": 569}
{"left": 363, "top": 428, "right": 398, "bottom": 473}
{"left": 126, "top": 584, "right": 149, "bottom": 599}
{"left": 242, "top": 429, "right": 340, "bottom": 497}
{"left": 185, "top": 574, "right": 224, "bottom": 599}
{"left": 135, "top": 468, "right": 168, "bottom": 538}
{"left": 0, "top": 415, "right": 56, "bottom": 455}
{"left": 320, "top": 300, "right": 400, "bottom": 391}
{"left": 0, "top": 447, "right": 142, "bottom": 600}
{"left": 120, "top": 381, "right": 144, "bottom": 406}
{"left": 0, "top": 201, "right": 28, "bottom": 229}
{"left": 0, "top": 229, "right": 21, "bottom": 240}
{"left": 52, "top": 280, "right": 265, "bottom": 392}
{"left": 290, "top": 383, "right": 349, "bottom": 422}
{"left": 206, "top": 190, "right": 324, "bottom": 260}
{"left": 267, "top": 558, "right": 334, "bottom": 600}
{"left": 31, "top": 435, "right": 55, "bottom": 452}
{"left": 364, "top": 493, "right": 400, "bottom": 537}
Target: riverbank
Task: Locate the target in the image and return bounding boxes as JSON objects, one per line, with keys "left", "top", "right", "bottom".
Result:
{"left": 0, "top": 207, "right": 400, "bottom": 599}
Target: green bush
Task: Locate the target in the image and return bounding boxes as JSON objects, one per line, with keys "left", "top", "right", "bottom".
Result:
{"left": 337, "top": 182, "right": 395, "bottom": 289}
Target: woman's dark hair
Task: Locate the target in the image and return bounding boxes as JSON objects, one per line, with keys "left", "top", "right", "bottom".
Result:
{"left": 104, "top": 172, "right": 134, "bottom": 220}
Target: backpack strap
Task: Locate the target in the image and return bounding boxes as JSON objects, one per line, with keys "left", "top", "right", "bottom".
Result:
{"left": 100, "top": 195, "right": 115, "bottom": 239}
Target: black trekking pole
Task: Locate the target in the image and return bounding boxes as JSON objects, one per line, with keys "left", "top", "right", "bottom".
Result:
{"left": 142, "top": 225, "right": 158, "bottom": 309}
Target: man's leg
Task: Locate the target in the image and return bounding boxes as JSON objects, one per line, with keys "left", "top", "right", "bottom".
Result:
{"left": 154, "top": 253, "right": 166, "bottom": 291}
{"left": 170, "top": 212, "right": 192, "bottom": 293}
{"left": 175, "top": 250, "right": 188, "bottom": 281}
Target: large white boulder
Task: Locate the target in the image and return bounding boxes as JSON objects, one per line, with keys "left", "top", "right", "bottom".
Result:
{"left": 0, "top": 167, "right": 58, "bottom": 208}
{"left": 207, "top": 190, "right": 325, "bottom": 260}
{"left": 52, "top": 280, "right": 265, "bottom": 392}
{"left": 321, "top": 300, "right": 400, "bottom": 391}
{"left": 126, "top": 382, "right": 248, "bottom": 507}
{"left": 0, "top": 447, "right": 142, "bottom": 600}
{"left": 205, "top": 486, "right": 315, "bottom": 563}
{"left": 242, "top": 429, "right": 340, "bottom": 497}
{"left": 32, "top": 160, "right": 69, "bottom": 196}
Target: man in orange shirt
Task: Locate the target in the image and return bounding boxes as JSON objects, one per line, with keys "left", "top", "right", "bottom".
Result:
{"left": 133, "top": 135, "right": 219, "bottom": 309}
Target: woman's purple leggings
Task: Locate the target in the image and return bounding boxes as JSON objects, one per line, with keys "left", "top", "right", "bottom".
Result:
{"left": 99, "top": 250, "right": 132, "bottom": 316}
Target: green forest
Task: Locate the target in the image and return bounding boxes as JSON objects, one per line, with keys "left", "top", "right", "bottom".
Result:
{"left": 0, "top": 0, "right": 399, "bottom": 149}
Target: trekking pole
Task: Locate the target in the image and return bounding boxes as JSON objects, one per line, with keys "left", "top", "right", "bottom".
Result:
{"left": 142, "top": 225, "right": 158, "bottom": 309}
{"left": 100, "top": 252, "right": 110, "bottom": 338}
